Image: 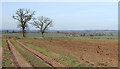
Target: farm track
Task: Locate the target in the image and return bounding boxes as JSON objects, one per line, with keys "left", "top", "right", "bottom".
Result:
{"left": 6, "top": 40, "right": 32, "bottom": 67}
{"left": 11, "top": 39, "right": 51, "bottom": 67}
{"left": 14, "top": 39, "right": 65, "bottom": 67}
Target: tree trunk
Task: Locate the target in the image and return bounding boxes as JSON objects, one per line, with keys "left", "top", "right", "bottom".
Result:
{"left": 22, "top": 27, "right": 25, "bottom": 37}
{"left": 23, "top": 31, "right": 25, "bottom": 37}
{"left": 41, "top": 32, "right": 44, "bottom": 38}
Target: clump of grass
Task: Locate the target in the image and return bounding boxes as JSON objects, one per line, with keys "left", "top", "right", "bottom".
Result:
{"left": 2, "top": 39, "right": 13, "bottom": 67}
{"left": 10, "top": 40, "right": 49, "bottom": 67}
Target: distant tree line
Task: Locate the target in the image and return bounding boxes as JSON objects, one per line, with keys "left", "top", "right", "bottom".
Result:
{"left": 3, "top": 30, "right": 17, "bottom": 33}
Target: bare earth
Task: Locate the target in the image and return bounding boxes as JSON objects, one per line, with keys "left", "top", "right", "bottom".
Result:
{"left": 7, "top": 40, "right": 32, "bottom": 67}
{"left": 15, "top": 39, "right": 65, "bottom": 67}
{"left": 19, "top": 38, "right": 118, "bottom": 67}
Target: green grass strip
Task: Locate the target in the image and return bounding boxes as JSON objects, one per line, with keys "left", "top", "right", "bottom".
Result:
{"left": 2, "top": 39, "right": 13, "bottom": 67}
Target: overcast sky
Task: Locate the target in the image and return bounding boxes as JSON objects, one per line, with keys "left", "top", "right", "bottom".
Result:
{"left": 2, "top": 2, "right": 118, "bottom": 30}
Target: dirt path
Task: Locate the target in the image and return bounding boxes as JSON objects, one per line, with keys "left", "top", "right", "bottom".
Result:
{"left": 11, "top": 39, "right": 51, "bottom": 67}
{"left": 7, "top": 40, "right": 32, "bottom": 67}
{"left": 15, "top": 40, "right": 64, "bottom": 67}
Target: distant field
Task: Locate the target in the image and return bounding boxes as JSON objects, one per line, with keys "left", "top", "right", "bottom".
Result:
{"left": 0, "top": 38, "right": 2, "bottom": 47}
{"left": 66, "top": 36, "right": 118, "bottom": 40}
{"left": 2, "top": 33, "right": 66, "bottom": 38}
{"left": 0, "top": 34, "right": 2, "bottom": 47}
{"left": 2, "top": 33, "right": 118, "bottom": 39}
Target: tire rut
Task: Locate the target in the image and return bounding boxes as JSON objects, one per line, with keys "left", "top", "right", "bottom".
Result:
{"left": 11, "top": 39, "right": 51, "bottom": 67}
{"left": 6, "top": 40, "right": 32, "bottom": 67}
{"left": 15, "top": 40, "right": 65, "bottom": 67}
{"left": 6, "top": 40, "right": 20, "bottom": 68}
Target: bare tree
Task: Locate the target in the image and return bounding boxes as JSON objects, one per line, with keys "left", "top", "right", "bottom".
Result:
{"left": 31, "top": 16, "right": 52, "bottom": 38}
{"left": 13, "top": 8, "right": 35, "bottom": 37}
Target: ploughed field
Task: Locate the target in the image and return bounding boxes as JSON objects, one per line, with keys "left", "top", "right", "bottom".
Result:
{"left": 2, "top": 36, "right": 118, "bottom": 67}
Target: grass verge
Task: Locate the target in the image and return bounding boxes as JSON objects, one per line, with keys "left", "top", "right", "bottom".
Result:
{"left": 2, "top": 39, "right": 13, "bottom": 67}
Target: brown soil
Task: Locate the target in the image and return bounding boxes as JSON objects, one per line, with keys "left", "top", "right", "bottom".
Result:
{"left": 15, "top": 39, "right": 65, "bottom": 67}
{"left": 18, "top": 38, "right": 118, "bottom": 67}
{"left": 6, "top": 40, "right": 32, "bottom": 67}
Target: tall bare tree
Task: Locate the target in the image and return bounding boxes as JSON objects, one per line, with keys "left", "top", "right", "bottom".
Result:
{"left": 31, "top": 16, "right": 52, "bottom": 38}
{"left": 13, "top": 8, "right": 35, "bottom": 37}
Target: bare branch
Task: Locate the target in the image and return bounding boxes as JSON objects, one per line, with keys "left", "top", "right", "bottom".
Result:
{"left": 13, "top": 8, "right": 35, "bottom": 37}
{"left": 30, "top": 16, "right": 53, "bottom": 38}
